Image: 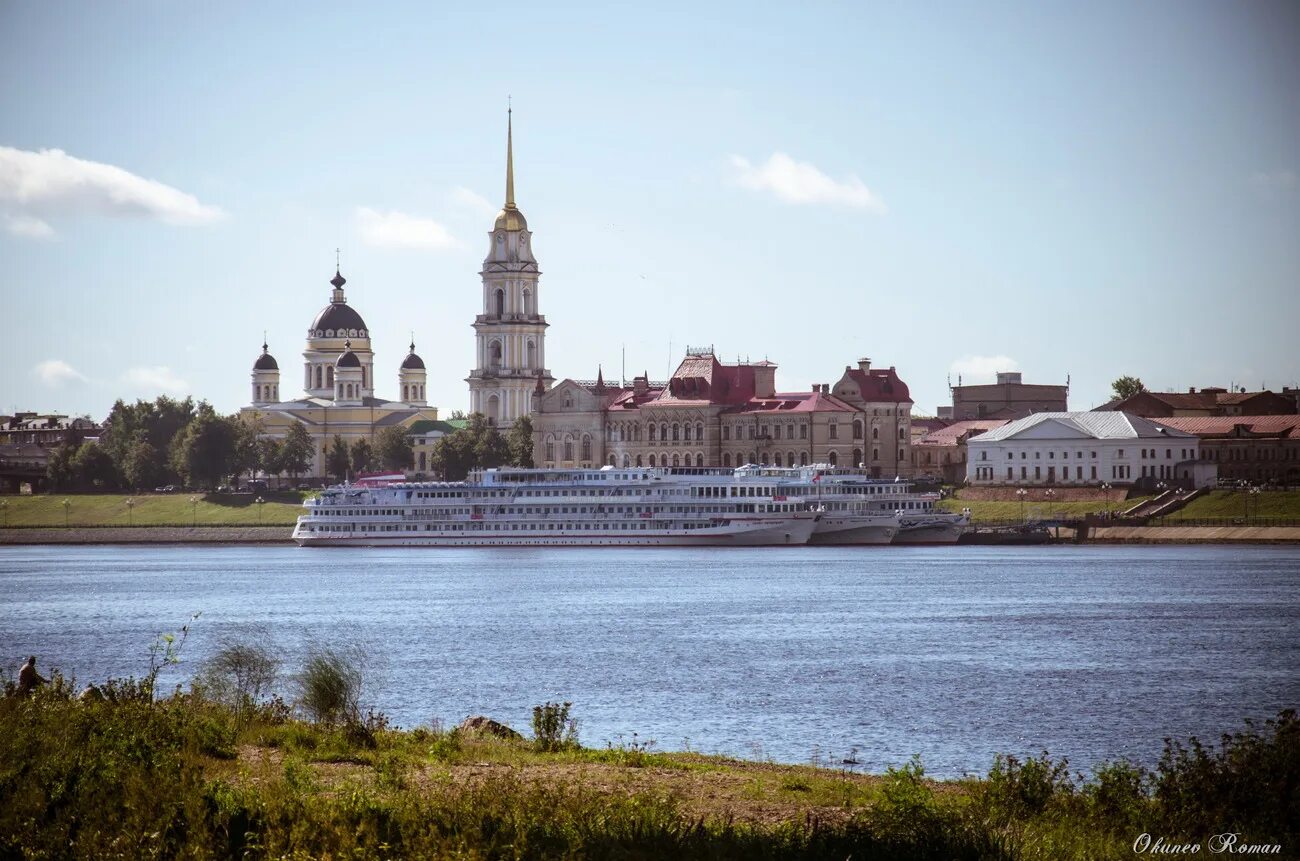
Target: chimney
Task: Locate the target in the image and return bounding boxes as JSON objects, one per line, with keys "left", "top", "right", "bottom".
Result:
{"left": 633, "top": 375, "right": 648, "bottom": 395}
{"left": 812, "top": 384, "right": 820, "bottom": 393}
{"left": 858, "top": 357, "right": 872, "bottom": 372}
{"left": 1188, "top": 387, "right": 1196, "bottom": 394}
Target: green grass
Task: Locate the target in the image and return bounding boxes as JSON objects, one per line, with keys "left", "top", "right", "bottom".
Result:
{"left": 938, "top": 496, "right": 1151, "bottom": 521}
{"left": 0, "top": 491, "right": 308, "bottom": 527}
{"left": 1164, "top": 489, "right": 1300, "bottom": 521}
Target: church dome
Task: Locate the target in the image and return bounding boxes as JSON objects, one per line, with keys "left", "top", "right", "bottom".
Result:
{"left": 401, "top": 342, "right": 426, "bottom": 370}
{"left": 253, "top": 343, "right": 278, "bottom": 371}
{"left": 494, "top": 206, "right": 528, "bottom": 232}
{"left": 336, "top": 340, "right": 362, "bottom": 368}
{"left": 308, "top": 268, "right": 369, "bottom": 338}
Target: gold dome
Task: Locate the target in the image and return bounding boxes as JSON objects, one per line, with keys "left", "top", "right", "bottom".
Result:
{"left": 494, "top": 204, "right": 528, "bottom": 231}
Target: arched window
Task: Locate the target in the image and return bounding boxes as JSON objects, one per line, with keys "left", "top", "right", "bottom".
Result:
{"left": 723, "top": 426, "right": 730, "bottom": 441}
{"left": 696, "top": 454, "right": 704, "bottom": 467}
{"left": 828, "top": 451, "right": 839, "bottom": 467}
{"left": 873, "top": 448, "right": 879, "bottom": 461}
{"left": 527, "top": 340, "right": 537, "bottom": 370}
{"left": 800, "top": 451, "right": 809, "bottom": 466}
{"left": 723, "top": 452, "right": 732, "bottom": 467}
{"left": 545, "top": 437, "right": 555, "bottom": 461}
{"left": 522, "top": 287, "right": 532, "bottom": 315}
{"left": 648, "top": 454, "right": 656, "bottom": 467}
{"left": 487, "top": 394, "right": 500, "bottom": 425}
{"left": 872, "top": 426, "right": 879, "bottom": 440}
{"left": 635, "top": 455, "right": 643, "bottom": 467}
{"left": 787, "top": 451, "right": 795, "bottom": 467}
{"left": 671, "top": 454, "right": 680, "bottom": 467}
{"left": 695, "top": 423, "right": 703, "bottom": 441}
{"left": 750, "top": 452, "right": 757, "bottom": 465}
{"left": 648, "top": 423, "right": 657, "bottom": 442}
{"left": 419, "top": 451, "right": 426, "bottom": 471}
{"left": 563, "top": 436, "right": 574, "bottom": 461}
{"left": 853, "top": 420, "right": 863, "bottom": 439}
{"left": 403, "top": 385, "right": 409, "bottom": 401}
{"left": 315, "top": 366, "right": 323, "bottom": 389}
{"left": 899, "top": 426, "right": 907, "bottom": 440}
{"left": 660, "top": 423, "right": 668, "bottom": 441}
{"left": 683, "top": 424, "right": 691, "bottom": 441}
{"left": 581, "top": 435, "right": 592, "bottom": 461}
{"left": 672, "top": 423, "right": 680, "bottom": 441}
{"left": 489, "top": 341, "right": 502, "bottom": 372}
{"left": 853, "top": 448, "right": 863, "bottom": 468}
{"left": 608, "top": 454, "right": 616, "bottom": 466}
{"left": 774, "top": 452, "right": 783, "bottom": 467}
{"left": 623, "top": 454, "right": 630, "bottom": 468}
{"left": 494, "top": 287, "right": 505, "bottom": 317}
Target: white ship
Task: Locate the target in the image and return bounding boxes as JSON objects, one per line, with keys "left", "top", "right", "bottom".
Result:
{"left": 292, "top": 466, "right": 821, "bottom": 547}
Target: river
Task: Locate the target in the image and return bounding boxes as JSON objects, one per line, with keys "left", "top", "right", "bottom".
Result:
{"left": 1, "top": 544, "right": 1296, "bottom": 777}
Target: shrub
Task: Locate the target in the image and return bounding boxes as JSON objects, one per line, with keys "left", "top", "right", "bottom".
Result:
{"left": 532, "top": 700, "right": 578, "bottom": 752}
{"left": 195, "top": 640, "right": 279, "bottom": 717}
{"left": 298, "top": 647, "right": 363, "bottom": 726}
{"left": 983, "top": 751, "right": 1074, "bottom": 817}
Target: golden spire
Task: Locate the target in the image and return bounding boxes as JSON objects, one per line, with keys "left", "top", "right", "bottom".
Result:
{"left": 505, "top": 99, "right": 516, "bottom": 209}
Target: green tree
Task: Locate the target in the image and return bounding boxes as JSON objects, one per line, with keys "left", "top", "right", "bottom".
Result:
{"left": 45, "top": 443, "right": 78, "bottom": 490}
{"left": 101, "top": 396, "right": 196, "bottom": 484}
{"left": 1111, "top": 376, "right": 1146, "bottom": 401}
{"left": 506, "top": 414, "right": 535, "bottom": 467}
{"left": 429, "top": 413, "right": 509, "bottom": 480}
{"left": 375, "top": 426, "right": 413, "bottom": 472}
{"left": 122, "top": 439, "right": 163, "bottom": 490}
{"left": 230, "top": 420, "right": 261, "bottom": 484}
{"left": 326, "top": 435, "right": 351, "bottom": 480}
{"left": 256, "top": 437, "right": 282, "bottom": 479}
{"left": 278, "top": 422, "right": 314, "bottom": 479}
{"left": 70, "top": 442, "right": 119, "bottom": 490}
{"left": 350, "top": 438, "right": 374, "bottom": 475}
{"left": 170, "top": 406, "right": 238, "bottom": 490}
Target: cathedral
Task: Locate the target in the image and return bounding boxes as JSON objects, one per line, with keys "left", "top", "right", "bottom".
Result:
{"left": 240, "top": 112, "right": 548, "bottom": 479}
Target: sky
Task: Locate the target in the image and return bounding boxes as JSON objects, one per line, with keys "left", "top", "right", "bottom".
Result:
{"left": 2, "top": 1, "right": 1297, "bottom": 421}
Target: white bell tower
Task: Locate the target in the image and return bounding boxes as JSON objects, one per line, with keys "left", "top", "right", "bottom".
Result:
{"left": 466, "top": 107, "right": 552, "bottom": 426}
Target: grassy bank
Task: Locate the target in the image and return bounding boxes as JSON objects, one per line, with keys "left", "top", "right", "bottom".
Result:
{"left": 1166, "top": 489, "right": 1300, "bottom": 520}
{"left": 0, "top": 680, "right": 1293, "bottom": 859}
{"left": 0, "top": 491, "right": 307, "bottom": 527}
{"left": 938, "top": 496, "right": 1151, "bottom": 521}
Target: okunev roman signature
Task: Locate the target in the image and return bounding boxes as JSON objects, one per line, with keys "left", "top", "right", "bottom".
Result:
{"left": 1133, "top": 832, "right": 1283, "bottom": 855}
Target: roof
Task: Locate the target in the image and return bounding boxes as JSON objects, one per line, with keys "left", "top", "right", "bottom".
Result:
{"left": 839, "top": 366, "right": 912, "bottom": 403}
{"left": 253, "top": 350, "right": 278, "bottom": 371}
{"left": 336, "top": 349, "right": 361, "bottom": 368}
{"left": 401, "top": 351, "right": 426, "bottom": 370}
{"left": 655, "top": 353, "right": 776, "bottom": 405}
{"left": 407, "top": 419, "right": 460, "bottom": 435}
{"left": 723, "top": 391, "right": 856, "bottom": 415}
{"left": 1098, "top": 389, "right": 1296, "bottom": 414}
{"left": 1152, "top": 416, "right": 1300, "bottom": 439}
{"left": 310, "top": 302, "right": 368, "bottom": 337}
{"left": 972, "top": 412, "right": 1199, "bottom": 442}
{"left": 915, "top": 419, "right": 1008, "bottom": 446}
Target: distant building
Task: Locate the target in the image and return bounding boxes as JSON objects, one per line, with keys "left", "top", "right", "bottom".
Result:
{"left": 967, "top": 412, "right": 1215, "bottom": 489}
{"left": 0, "top": 414, "right": 102, "bottom": 493}
{"left": 1151, "top": 416, "right": 1300, "bottom": 486}
{"left": 532, "top": 352, "right": 916, "bottom": 476}
{"left": 949, "top": 372, "right": 1069, "bottom": 420}
{"left": 1096, "top": 387, "right": 1298, "bottom": 417}
{"left": 912, "top": 420, "right": 1008, "bottom": 483}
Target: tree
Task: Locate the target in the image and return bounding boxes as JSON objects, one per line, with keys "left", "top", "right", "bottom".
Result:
{"left": 45, "top": 443, "right": 78, "bottom": 490}
{"left": 256, "top": 437, "right": 283, "bottom": 479}
{"left": 429, "top": 413, "right": 509, "bottom": 480}
{"left": 231, "top": 419, "right": 261, "bottom": 483}
{"left": 101, "top": 396, "right": 196, "bottom": 484}
{"left": 278, "top": 421, "right": 314, "bottom": 479}
{"left": 375, "top": 426, "right": 413, "bottom": 472}
{"left": 68, "top": 442, "right": 119, "bottom": 490}
{"left": 506, "top": 415, "right": 534, "bottom": 467}
{"left": 170, "top": 406, "right": 238, "bottom": 490}
{"left": 1112, "top": 376, "right": 1146, "bottom": 401}
{"left": 122, "top": 439, "right": 163, "bottom": 490}
{"left": 448, "top": 410, "right": 467, "bottom": 420}
{"left": 326, "top": 435, "right": 351, "bottom": 480}
{"left": 350, "top": 438, "right": 374, "bottom": 475}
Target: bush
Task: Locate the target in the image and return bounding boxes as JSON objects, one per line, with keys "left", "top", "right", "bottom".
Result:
{"left": 298, "top": 647, "right": 363, "bottom": 726}
{"left": 532, "top": 700, "right": 578, "bottom": 752}
{"left": 195, "top": 640, "right": 279, "bottom": 717}
{"left": 983, "top": 751, "right": 1074, "bottom": 818}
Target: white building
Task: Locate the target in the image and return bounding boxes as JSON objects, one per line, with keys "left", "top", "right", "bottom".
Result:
{"left": 966, "top": 412, "right": 1216, "bottom": 488}
{"left": 466, "top": 108, "right": 552, "bottom": 426}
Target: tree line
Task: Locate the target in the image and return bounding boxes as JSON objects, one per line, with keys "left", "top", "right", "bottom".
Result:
{"left": 43, "top": 397, "right": 534, "bottom": 491}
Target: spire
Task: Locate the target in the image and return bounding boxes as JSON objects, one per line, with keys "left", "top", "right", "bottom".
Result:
{"left": 505, "top": 100, "right": 516, "bottom": 209}
{"left": 409, "top": 331, "right": 416, "bottom": 353}
{"left": 262, "top": 331, "right": 268, "bottom": 353}
{"left": 595, "top": 365, "right": 605, "bottom": 391}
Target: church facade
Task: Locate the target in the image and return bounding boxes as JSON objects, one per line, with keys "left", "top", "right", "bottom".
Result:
{"left": 239, "top": 266, "right": 439, "bottom": 480}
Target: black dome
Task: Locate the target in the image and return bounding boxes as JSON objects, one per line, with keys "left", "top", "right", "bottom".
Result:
{"left": 310, "top": 302, "right": 368, "bottom": 338}
{"left": 336, "top": 349, "right": 361, "bottom": 368}
{"left": 401, "top": 352, "right": 425, "bottom": 370}
{"left": 253, "top": 352, "right": 279, "bottom": 371}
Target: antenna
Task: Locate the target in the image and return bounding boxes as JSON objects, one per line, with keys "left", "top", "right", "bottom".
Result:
{"left": 621, "top": 344, "right": 626, "bottom": 388}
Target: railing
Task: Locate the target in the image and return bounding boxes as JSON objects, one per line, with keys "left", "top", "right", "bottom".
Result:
{"left": 1147, "top": 516, "right": 1300, "bottom": 528}
{"left": 474, "top": 314, "right": 547, "bottom": 324}
{"left": 470, "top": 367, "right": 552, "bottom": 379}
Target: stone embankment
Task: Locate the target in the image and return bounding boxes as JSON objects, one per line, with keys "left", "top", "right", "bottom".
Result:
{"left": 0, "top": 527, "right": 292, "bottom": 545}
{"left": 1087, "top": 525, "right": 1300, "bottom": 544}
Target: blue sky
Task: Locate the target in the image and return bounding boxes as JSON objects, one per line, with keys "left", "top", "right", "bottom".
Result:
{"left": 2, "top": 1, "right": 1297, "bottom": 420}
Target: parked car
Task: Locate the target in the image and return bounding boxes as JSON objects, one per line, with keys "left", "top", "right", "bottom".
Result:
{"left": 297, "top": 483, "right": 312, "bottom": 490}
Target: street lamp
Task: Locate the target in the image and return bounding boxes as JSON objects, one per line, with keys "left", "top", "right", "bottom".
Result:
{"left": 1016, "top": 487, "right": 1028, "bottom": 522}
{"left": 189, "top": 495, "right": 199, "bottom": 527}
{"left": 125, "top": 497, "right": 135, "bottom": 526}
{"left": 0, "top": 499, "right": 8, "bottom": 528}
{"left": 1247, "top": 485, "right": 1261, "bottom": 521}
{"left": 62, "top": 499, "right": 71, "bottom": 527}
{"left": 1100, "top": 483, "right": 1112, "bottom": 517}
{"left": 1044, "top": 488, "right": 1055, "bottom": 516}
{"left": 255, "top": 496, "right": 265, "bottom": 524}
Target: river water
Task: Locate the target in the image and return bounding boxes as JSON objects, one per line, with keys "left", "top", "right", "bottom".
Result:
{"left": 1, "top": 544, "right": 1296, "bottom": 777}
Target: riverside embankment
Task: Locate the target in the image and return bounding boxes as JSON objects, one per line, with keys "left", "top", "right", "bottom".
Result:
{"left": 0, "top": 526, "right": 291, "bottom": 544}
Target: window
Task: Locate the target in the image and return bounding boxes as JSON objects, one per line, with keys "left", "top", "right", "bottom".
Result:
{"left": 683, "top": 424, "right": 692, "bottom": 441}
{"left": 1007, "top": 467, "right": 1013, "bottom": 480}
{"left": 830, "top": 424, "right": 839, "bottom": 440}
{"left": 545, "top": 439, "right": 555, "bottom": 461}
{"left": 696, "top": 423, "right": 704, "bottom": 441}
{"left": 872, "top": 426, "right": 879, "bottom": 440}
{"left": 672, "top": 423, "right": 680, "bottom": 441}
{"left": 494, "top": 288, "right": 505, "bottom": 317}
{"left": 722, "top": 426, "right": 729, "bottom": 441}
{"left": 800, "top": 424, "right": 808, "bottom": 439}
{"left": 853, "top": 420, "right": 863, "bottom": 439}
{"left": 723, "top": 452, "right": 731, "bottom": 467}
{"left": 581, "top": 436, "right": 592, "bottom": 461}
{"left": 853, "top": 448, "right": 862, "bottom": 467}
{"left": 696, "top": 454, "right": 704, "bottom": 467}
{"left": 828, "top": 451, "right": 838, "bottom": 466}
{"left": 649, "top": 424, "right": 657, "bottom": 441}
{"left": 786, "top": 425, "right": 794, "bottom": 439}
{"left": 980, "top": 451, "right": 988, "bottom": 461}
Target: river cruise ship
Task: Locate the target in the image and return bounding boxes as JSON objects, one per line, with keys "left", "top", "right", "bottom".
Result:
{"left": 293, "top": 466, "right": 822, "bottom": 547}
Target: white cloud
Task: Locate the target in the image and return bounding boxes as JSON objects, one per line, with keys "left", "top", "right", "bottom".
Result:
{"left": 4, "top": 213, "right": 55, "bottom": 239}
{"left": 448, "top": 186, "right": 497, "bottom": 218}
{"left": 123, "top": 365, "right": 190, "bottom": 394}
{"left": 0, "top": 146, "right": 225, "bottom": 231}
{"left": 729, "top": 152, "right": 886, "bottom": 211}
{"left": 355, "top": 206, "right": 460, "bottom": 250}
{"left": 949, "top": 355, "right": 1018, "bottom": 384}
{"left": 33, "top": 359, "right": 87, "bottom": 386}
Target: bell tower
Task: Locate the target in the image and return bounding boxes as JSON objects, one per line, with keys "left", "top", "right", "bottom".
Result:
{"left": 466, "top": 106, "right": 552, "bottom": 426}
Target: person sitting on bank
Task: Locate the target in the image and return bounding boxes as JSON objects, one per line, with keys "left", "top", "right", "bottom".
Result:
{"left": 17, "top": 656, "right": 47, "bottom": 695}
